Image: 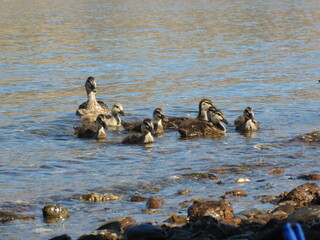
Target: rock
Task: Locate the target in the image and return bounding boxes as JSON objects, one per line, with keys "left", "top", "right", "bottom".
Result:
{"left": 42, "top": 204, "right": 70, "bottom": 220}
{"left": 179, "top": 172, "right": 218, "bottom": 180}
{"left": 294, "top": 131, "right": 320, "bottom": 142}
{"left": 78, "top": 229, "right": 126, "bottom": 240}
{"left": 223, "top": 190, "right": 247, "bottom": 198}
{"left": 164, "top": 215, "right": 188, "bottom": 224}
{"left": 287, "top": 205, "right": 320, "bottom": 223}
{"left": 236, "top": 178, "right": 251, "bottom": 183}
{"left": 97, "top": 217, "right": 136, "bottom": 232}
{"left": 177, "top": 190, "right": 191, "bottom": 195}
{"left": 130, "top": 196, "right": 147, "bottom": 202}
{"left": 188, "top": 199, "right": 234, "bottom": 221}
{"left": 124, "top": 224, "right": 167, "bottom": 240}
{"left": 146, "top": 196, "right": 165, "bottom": 209}
{"left": 0, "top": 210, "right": 34, "bottom": 222}
{"left": 49, "top": 234, "right": 71, "bottom": 240}
{"left": 268, "top": 169, "right": 285, "bottom": 175}
{"left": 298, "top": 174, "right": 320, "bottom": 180}
{"left": 278, "top": 183, "right": 320, "bottom": 207}
{"left": 239, "top": 209, "right": 264, "bottom": 218}
{"left": 80, "top": 193, "right": 121, "bottom": 202}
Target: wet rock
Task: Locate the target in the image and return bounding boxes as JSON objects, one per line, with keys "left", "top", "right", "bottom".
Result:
{"left": 239, "top": 209, "right": 264, "bottom": 219}
{"left": 97, "top": 217, "right": 136, "bottom": 232}
{"left": 236, "top": 178, "right": 251, "bottom": 183}
{"left": 0, "top": 210, "right": 34, "bottom": 222}
{"left": 164, "top": 215, "right": 188, "bottom": 224}
{"left": 166, "top": 227, "right": 193, "bottom": 240}
{"left": 287, "top": 205, "right": 320, "bottom": 223}
{"left": 130, "top": 196, "right": 147, "bottom": 202}
{"left": 179, "top": 172, "right": 218, "bottom": 180}
{"left": 124, "top": 224, "right": 167, "bottom": 240}
{"left": 223, "top": 190, "right": 247, "bottom": 198}
{"left": 78, "top": 229, "right": 126, "bottom": 240}
{"left": 146, "top": 196, "right": 165, "bottom": 209}
{"left": 271, "top": 204, "right": 295, "bottom": 215}
{"left": 278, "top": 183, "right": 320, "bottom": 207}
{"left": 177, "top": 190, "right": 191, "bottom": 195}
{"left": 42, "top": 204, "right": 70, "bottom": 221}
{"left": 294, "top": 131, "right": 320, "bottom": 142}
{"left": 298, "top": 174, "right": 320, "bottom": 180}
{"left": 141, "top": 209, "right": 163, "bottom": 214}
{"left": 80, "top": 193, "right": 121, "bottom": 202}
{"left": 49, "top": 234, "right": 71, "bottom": 240}
{"left": 188, "top": 199, "right": 234, "bottom": 221}
{"left": 268, "top": 169, "right": 285, "bottom": 175}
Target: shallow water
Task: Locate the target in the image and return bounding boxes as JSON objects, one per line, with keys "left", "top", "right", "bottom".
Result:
{"left": 0, "top": 0, "right": 319, "bottom": 239}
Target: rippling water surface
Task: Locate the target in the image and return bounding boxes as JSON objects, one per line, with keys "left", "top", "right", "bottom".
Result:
{"left": 1, "top": 0, "right": 319, "bottom": 239}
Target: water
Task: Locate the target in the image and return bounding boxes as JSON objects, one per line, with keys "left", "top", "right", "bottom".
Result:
{"left": 0, "top": 0, "right": 319, "bottom": 239}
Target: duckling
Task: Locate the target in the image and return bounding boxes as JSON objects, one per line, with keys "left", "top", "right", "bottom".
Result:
{"left": 122, "top": 108, "right": 168, "bottom": 136}
{"left": 177, "top": 107, "right": 230, "bottom": 137}
{"left": 76, "top": 76, "right": 110, "bottom": 116}
{"left": 81, "top": 102, "right": 125, "bottom": 127}
{"left": 164, "top": 99, "right": 214, "bottom": 129}
{"left": 74, "top": 114, "right": 108, "bottom": 139}
{"left": 122, "top": 119, "right": 155, "bottom": 144}
{"left": 234, "top": 107, "right": 260, "bottom": 132}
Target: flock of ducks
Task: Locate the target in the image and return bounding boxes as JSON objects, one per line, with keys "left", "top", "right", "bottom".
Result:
{"left": 73, "top": 77, "right": 260, "bottom": 144}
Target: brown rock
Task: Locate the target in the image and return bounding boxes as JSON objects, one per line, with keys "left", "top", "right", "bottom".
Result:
{"left": 223, "top": 190, "right": 247, "bottom": 198}
{"left": 268, "top": 169, "right": 285, "bottom": 175}
{"left": 130, "top": 196, "right": 147, "bottom": 202}
{"left": 146, "top": 196, "right": 165, "bottom": 209}
{"left": 78, "top": 229, "right": 126, "bottom": 240}
{"left": 298, "top": 174, "right": 320, "bottom": 180}
{"left": 177, "top": 190, "right": 191, "bottom": 195}
{"left": 188, "top": 199, "right": 234, "bottom": 221}
{"left": 164, "top": 215, "right": 188, "bottom": 224}
{"left": 278, "top": 183, "right": 320, "bottom": 207}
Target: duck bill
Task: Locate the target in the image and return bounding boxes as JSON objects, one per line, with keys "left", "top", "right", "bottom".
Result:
{"left": 119, "top": 111, "right": 126, "bottom": 116}
{"left": 223, "top": 118, "right": 230, "bottom": 126}
{"left": 161, "top": 116, "right": 169, "bottom": 122}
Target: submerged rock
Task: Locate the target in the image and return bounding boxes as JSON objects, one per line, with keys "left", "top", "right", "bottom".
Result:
{"left": 42, "top": 204, "right": 70, "bottom": 221}
{"left": 0, "top": 210, "right": 34, "bottom": 222}
{"left": 293, "top": 131, "right": 320, "bottom": 143}
{"left": 188, "top": 199, "right": 234, "bottom": 221}
{"left": 80, "top": 193, "right": 121, "bottom": 202}
{"left": 146, "top": 196, "right": 166, "bottom": 209}
{"left": 298, "top": 174, "right": 320, "bottom": 180}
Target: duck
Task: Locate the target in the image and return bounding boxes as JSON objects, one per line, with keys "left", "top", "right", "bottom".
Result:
{"left": 76, "top": 76, "right": 110, "bottom": 116}
{"left": 164, "top": 99, "right": 214, "bottom": 129}
{"left": 234, "top": 107, "right": 260, "bottom": 132}
{"left": 73, "top": 114, "right": 108, "bottom": 139}
{"left": 121, "top": 119, "right": 155, "bottom": 144}
{"left": 177, "top": 107, "right": 230, "bottom": 137}
{"left": 122, "top": 108, "right": 168, "bottom": 136}
{"left": 81, "top": 102, "right": 125, "bottom": 127}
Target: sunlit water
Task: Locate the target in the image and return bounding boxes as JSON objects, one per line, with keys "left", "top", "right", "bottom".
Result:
{"left": 0, "top": 0, "right": 319, "bottom": 239}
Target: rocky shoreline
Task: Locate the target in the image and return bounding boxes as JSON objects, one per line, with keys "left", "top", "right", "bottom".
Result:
{"left": 45, "top": 182, "right": 320, "bottom": 240}
{"left": 30, "top": 182, "right": 320, "bottom": 240}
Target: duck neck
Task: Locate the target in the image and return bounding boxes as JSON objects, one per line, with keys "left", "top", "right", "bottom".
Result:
{"left": 197, "top": 109, "right": 208, "bottom": 121}
{"left": 94, "top": 126, "right": 106, "bottom": 139}
{"left": 87, "top": 91, "right": 98, "bottom": 109}
{"left": 213, "top": 121, "right": 226, "bottom": 132}
{"left": 113, "top": 113, "right": 121, "bottom": 126}
{"left": 143, "top": 132, "right": 154, "bottom": 143}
